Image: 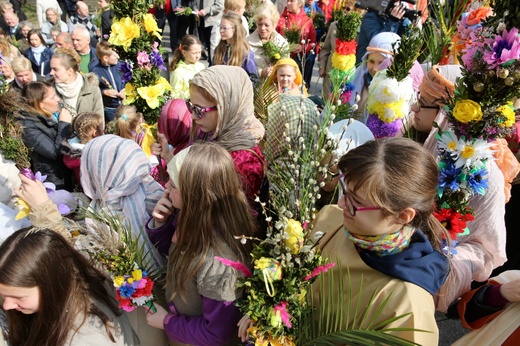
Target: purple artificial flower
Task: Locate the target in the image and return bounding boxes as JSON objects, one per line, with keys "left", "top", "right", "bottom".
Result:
{"left": 151, "top": 50, "right": 167, "bottom": 70}
{"left": 57, "top": 204, "right": 71, "bottom": 215}
{"left": 137, "top": 51, "right": 150, "bottom": 67}
{"left": 366, "top": 114, "right": 402, "bottom": 138}
{"left": 34, "top": 171, "right": 56, "bottom": 192}
{"left": 483, "top": 27, "right": 520, "bottom": 69}
{"left": 118, "top": 61, "right": 133, "bottom": 84}
{"left": 19, "top": 168, "right": 35, "bottom": 180}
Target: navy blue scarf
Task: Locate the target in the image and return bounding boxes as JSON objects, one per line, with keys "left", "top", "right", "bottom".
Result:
{"left": 357, "top": 231, "right": 449, "bottom": 295}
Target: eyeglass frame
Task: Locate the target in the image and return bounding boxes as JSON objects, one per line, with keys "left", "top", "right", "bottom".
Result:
{"left": 185, "top": 99, "right": 217, "bottom": 119}
{"left": 218, "top": 25, "right": 235, "bottom": 31}
{"left": 338, "top": 174, "right": 382, "bottom": 217}
{"left": 415, "top": 92, "right": 440, "bottom": 112}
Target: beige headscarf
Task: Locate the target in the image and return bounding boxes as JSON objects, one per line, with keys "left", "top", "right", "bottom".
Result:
{"left": 419, "top": 64, "right": 462, "bottom": 107}
{"left": 166, "top": 146, "right": 192, "bottom": 187}
{"left": 191, "top": 65, "right": 265, "bottom": 151}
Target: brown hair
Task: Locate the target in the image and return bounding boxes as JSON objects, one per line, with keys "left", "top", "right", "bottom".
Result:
{"left": 338, "top": 137, "right": 449, "bottom": 251}
{"left": 22, "top": 81, "right": 54, "bottom": 118}
{"left": 0, "top": 228, "right": 121, "bottom": 346}
{"left": 95, "top": 40, "right": 113, "bottom": 60}
{"left": 213, "top": 12, "right": 250, "bottom": 67}
{"left": 27, "top": 29, "right": 46, "bottom": 47}
{"left": 167, "top": 142, "right": 255, "bottom": 299}
{"left": 114, "top": 104, "right": 141, "bottom": 140}
{"left": 169, "top": 34, "right": 202, "bottom": 71}
{"left": 52, "top": 47, "right": 81, "bottom": 72}
{"left": 72, "top": 112, "right": 104, "bottom": 143}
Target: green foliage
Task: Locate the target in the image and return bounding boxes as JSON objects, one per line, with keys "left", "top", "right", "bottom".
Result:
{"left": 386, "top": 26, "right": 422, "bottom": 82}
{"left": 285, "top": 23, "right": 302, "bottom": 45}
{"left": 491, "top": 0, "right": 520, "bottom": 28}
{"left": 336, "top": 11, "right": 362, "bottom": 42}
{"left": 0, "top": 89, "right": 31, "bottom": 169}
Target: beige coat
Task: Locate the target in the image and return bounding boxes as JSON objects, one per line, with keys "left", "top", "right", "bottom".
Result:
{"left": 312, "top": 205, "right": 439, "bottom": 346}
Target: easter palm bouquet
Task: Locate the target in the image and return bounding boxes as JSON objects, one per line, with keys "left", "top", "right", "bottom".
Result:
{"left": 433, "top": 0, "right": 520, "bottom": 248}
{"left": 109, "top": 0, "right": 171, "bottom": 123}
{"left": 365, "top": 26, "right": 422, "bottom": 138}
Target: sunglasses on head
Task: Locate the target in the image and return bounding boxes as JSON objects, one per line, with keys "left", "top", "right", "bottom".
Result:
{"left": 185, "top": 100, "right": 217, "bottom": 119}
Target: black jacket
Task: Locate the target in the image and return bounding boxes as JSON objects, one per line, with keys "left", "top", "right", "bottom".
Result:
{"left": 18, "top": 111, "right": 72, "bottom": 189}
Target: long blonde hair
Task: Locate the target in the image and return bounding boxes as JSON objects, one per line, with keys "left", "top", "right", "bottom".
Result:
{"left": 167, "top": 142, "right": 255, "bottom": 299}
{"left": 114, "top": 104, "right": 141, "bottom": 140}
{"left": 213, "top": 12, "right": 250, "bottom": 67}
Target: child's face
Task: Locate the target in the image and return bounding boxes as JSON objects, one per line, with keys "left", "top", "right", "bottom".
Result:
{"left": 366, "top": 53, "right": 386, "bottom": 78}
{"left": 103, "top": 50, "right": 119, "bottom": 66}
{"left": 219, "top": 19, "right": 235, "bottom": 41}
{"left": 167, "top": 180, "right": 183, "bottom": 209}
{"left": 0, "top": 284, "right": 40, "bottom": 314}
{"left": 182, "top": 43, "right": 202, "bottom": 65}
{"left": 276, "top": 65, "right": 297, "bottom": 90}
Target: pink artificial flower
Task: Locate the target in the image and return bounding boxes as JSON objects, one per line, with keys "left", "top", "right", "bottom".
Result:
{"left": 274, "top": 301, "right": 292, "bottom": 328}
{"left": 137, "top": 51, "right": 150, "bottom": 67}
{"left": 152, "top": 41, "right": 159, "bottom": 52}
{"left": 215, "top": 256, "right": 253, "bottom": 277}
{"left": 483, "top": 27, "right": 520, "bottom": 69}
{"left": 304, "top": 263, "right": 336, "bottom": 281}
{"left": 461, "top": 31, "right": 485, "bottom": 71}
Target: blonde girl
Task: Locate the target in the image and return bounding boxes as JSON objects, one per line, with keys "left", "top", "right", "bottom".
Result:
{"left": 145, "top": 142, "right": 255, "bottom": 344}
{"left": 169, "top": 35, "right": 205, "bottom": 100}
{"left": 213, "top": 12, "right": 258, "bottom": 81}
{"left": 114, "top": 104, "right": 144, "bottom": 144}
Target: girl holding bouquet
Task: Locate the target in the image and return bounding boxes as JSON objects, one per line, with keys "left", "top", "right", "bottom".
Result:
{"left": 0, "top": 227, "right": 138, "bottom": 345}
{"left": 145, "top": 142, "right": 255, "bottom": 345}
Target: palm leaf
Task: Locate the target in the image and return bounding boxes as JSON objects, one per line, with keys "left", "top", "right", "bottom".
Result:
{"left": 254, "top": 77, "right": 279, "bottom": 125}
{"left": 297, "top": 260, "right": 425, "bottom": 346}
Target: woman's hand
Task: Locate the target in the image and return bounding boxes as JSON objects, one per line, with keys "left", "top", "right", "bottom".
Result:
{"left": 291, "top": 44, "right": 303, "bottom": 54}
{"left": 144, "top": 304, "right": 167, "bottom": 330}
{"left": 152, "top": 189, "right": 174, "bottom": 227}
{"left": 500, "top": 279, "right": 520, "bottom": 302}
{"left": 388, "top": 2, "right": 406, "bottom": 21}
{"left": 59, "top": 107, "right": 72, "bottom": 123}
{"left": 15, "top": 173, "right": 49, "bottom": 209}
{"left": 237, "top": 314, "right": 252, "bottom": 342}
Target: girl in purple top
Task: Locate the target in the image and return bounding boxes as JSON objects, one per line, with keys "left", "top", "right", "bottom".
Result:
{"left": 145, "top": 142, "right": 255, "bottom": 345}
{"left": 213, "top": 11, "right": 258, "bottom": 83}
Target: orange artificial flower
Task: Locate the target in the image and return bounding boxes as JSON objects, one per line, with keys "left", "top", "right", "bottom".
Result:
{"left": 465, "top": 7, "right": 493, "bottom": 26}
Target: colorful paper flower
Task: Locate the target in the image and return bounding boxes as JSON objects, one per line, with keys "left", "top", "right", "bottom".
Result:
{"left": 483, "top": 27, "right": 520, "bottom": 69}
{"left": 497, "top": 103, "right": 516, "bottom": 127}
{"left": 331, "top": 52, "right": 355, "bottom": 71}
{"left": 433, "top": 208, "right": 474, "bottom": 240}
{"left": 284, "top": 219, "right": 304, "bottom": 254}
{"left": 109, "top": 17, "right": 141, "bottom": 51}
{"left": 136, "top": 51, "right": 150, "bottom": 67}
{"left": 137, "top": 84, "right": 166, "bottom": 109}
{"left": 143, "top": 13, "right": 162, "bottom": 39}
{"left": 118, "top": 61, "right": 133, "bottom": 83}
{"left": 453, "top": 99, "right": 483, "bottom": 123}
{"left": 124, "top": 83, "right": 137, "bottom": 104}
{"left": 335, "top": 39, "right": 357, "bottom": 55}
{"left": 437, "top": 161, "right": 462, "bottom": 194}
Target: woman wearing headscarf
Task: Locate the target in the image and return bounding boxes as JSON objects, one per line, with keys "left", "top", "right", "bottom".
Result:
{"left": 413, "top": 65, "right": 519, "bottom": 312}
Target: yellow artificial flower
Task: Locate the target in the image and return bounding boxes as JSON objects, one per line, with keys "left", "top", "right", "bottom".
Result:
{"left": 132, "top": 269, "right": 143, "bottom": 281}
{"left": 156, "top": 76, "right": 172, "bottom": 92}
{"left": 137, "top": 84, "right": 166, "bottom": 109}
{"left": 367, "top": 99, "right": 405, "bottom": 122}
{"left": 124, "top": 83, "right": 137, "bottom": 104}
{"left": 254, "top": 258, "right": 282, "bottom": 281}
{"left": 127, "top": 277, "right": 134, "bottom": 284}
{"left": 143, "top": 13, "right": 162, "bottom": 39}
{"left": 114, "top": 276, "right": 125, "bottom": 287}
{"left": 138, "top": 123, "right": 156, "bottom": 157}
{"left": 284, "top": 219, "right": 304, "bottom": 254}
{"left": 331, "top": 52, "right": 355, "bottom": 71}
{"left": 453, "top": 99, "right": 483, "bottom": 123}
{"left": 274, "top": 53, "right": 281, "bottom": 60}
{"left": 270, "top": 307, "right": 282, "bottom": 328}
{"left": 497, "top": 103, "right": 515, "bottom": 127}
{"left": 15, "top": 198, "right": 30, "bottom": 220}
{"left": 108, "top": 17, "right": 141, "bottom": 51}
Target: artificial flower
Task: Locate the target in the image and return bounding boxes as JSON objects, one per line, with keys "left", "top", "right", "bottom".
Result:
{"left": 331, "top": 52, "right": 355, "bottom": 71}
{"left": 465, "top": 7, "right": 493, "bottom": 26}
{"left": 366, "top": 114, "right": 402, "bottom": 138}
{"left": 109, "top": 17, "right": 141, "bottom": 51}
{"left": 113, "top": 276, "right": 125, "bottom": 287}
{"left": 150, "top": 50, "right": 167, "bottom": 70}
{"left": 131, "top": 269, "right": 143, "bottom": 281}
{"left": 483, "top": 27, "right": 520, "bottom": 69}
{"left": 254, "top": 258, "right": 282, "bottom": 281}
{"left": 453, "top": 139, "right": 494, "bottom": 168}
{"left": 437, "top": 161, "right": 462, "bottom": 194}
{"left": 368, "top": 74, "right": 402, "bottom": 104}
{"left": 136, "top": 51, "right": 150, "bottom": 67}
{"left": 303, "top": 263, "right": 336, "bottom": 281}
{"left": 137, "top": 84, "right": 166, "bottom": 109}
{"left": 15, "top": 198, "right": 30, "bottom": 220}
{"left": 156, "top": 76, "right": 173, "bottom": 92}
{"left": 124, "top": 83, "right": 137, "bottom": 104}
{"left": 466, "top": 165, "right": 489, "bottom": 195}
{"left": 215, "top": 256, "right": 252, "bottom": 277}
{"left": 437, "top": 129, "right": 462, "bottom": 154}
{"left": 335, "top": 39, "right": 357, "bottom": 55}
{"left": 118, "top": 61, "right": 133, "bottom": 84}
{"left": 433, "top": 208, "right": 474, "bottom": 240}
{"left": 271, "top": 301, "right": 292, "bottom": 328}
{"left": 143, "top": 13, "right": 162, "bottom": 39}
{"left": 497, "top": 103, "right": 516, "bottom": 127}
{"left": 453, "top": 99, "right": 483, "bottom": 123}
{"left": 284, "top": 219, "right": 304, "bottom": 254}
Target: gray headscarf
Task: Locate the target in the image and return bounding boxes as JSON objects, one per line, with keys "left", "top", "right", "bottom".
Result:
{"left": 191, "top": 65, "right": 264, "bottom": 152}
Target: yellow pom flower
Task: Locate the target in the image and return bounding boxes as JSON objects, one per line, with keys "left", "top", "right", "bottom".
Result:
{"left": 453, "top": 99, "right": 483, "bottom": 124}
{"left": 497, "top": 103, "right": 515, "bottom": 127}
{"left": 273, "top": 53, "right": 281, "bottom": 60}
{"left": 284, "top": 219, "right": 304, "bottom": 254}
{"left": 108, "top": 17, "right": 141, "bottom": 51}
{"left": 367, "top": 100, "right": 405, "bottom": 122}
{"left": 132, "top": 269, "right": 143, "bottom": 281}
{"left": 114, "top": 276, "right": 125, "bottom": 287}
{"left": 123, "top": 83, "right": 137, "bottom": 104}
{"left": 15, "top": 198, "right": 30, "bottom": 220}
{"left": 137, "top": 84, "right": 166, "bottom": 109}
{"left": 331, "top": 52, "right": 355, "bottom": 71}
{"left": 143, "top": 13, "right": 162, "bottom": 39}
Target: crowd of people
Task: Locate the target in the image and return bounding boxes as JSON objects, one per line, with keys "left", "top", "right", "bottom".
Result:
{"left": 0, "top": 0, "right": 519, "bottom": 345}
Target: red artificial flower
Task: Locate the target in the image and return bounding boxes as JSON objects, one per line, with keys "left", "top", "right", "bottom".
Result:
{"left": 115, "top": 290, "right": 133, "bottom": 310}
{"left": 335, "top": 39, "right": 357, "bottom": 55}
{"left": 433, "top": 208, "right": 474, "bottom": 240}
{"left": 135, "top": 279, "right": 154, "bottom": 297}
